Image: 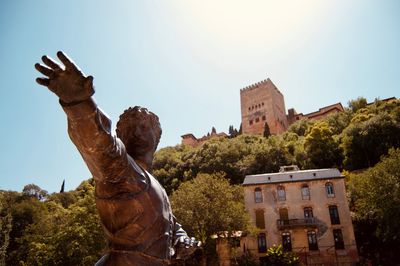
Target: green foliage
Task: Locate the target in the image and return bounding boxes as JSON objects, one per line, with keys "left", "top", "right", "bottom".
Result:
{"left": 171, "top": 173, "right": 252, "bottom": 244}
{"left": 348, "top": 97, "right": 367, "bottom": 113}
{"left": 0, "top": 193, "right": 13, "bottom": 266}
{"left": 171, "top": 173, "right": 253, "bottom": 263}
{"left": 2, "top": 181, "right": 105, "bottom": 266}
{"left": 347, "top": 148, "right": 400, "bottom": 264}
{"left": 341, "top": 112, "right": 400, "bottom": 170}
{"left": 22, "top": 184, "right": 48, "bottom": 200}
{"left": 264, "top": 245, "right": 300, "bottom": 266}
{"left": 304, "top": 121, "right": 342, "bottom": 168}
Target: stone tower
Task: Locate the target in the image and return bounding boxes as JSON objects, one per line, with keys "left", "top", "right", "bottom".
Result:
{"left": 240, "top": 78, "right": 288, "bottom": 135}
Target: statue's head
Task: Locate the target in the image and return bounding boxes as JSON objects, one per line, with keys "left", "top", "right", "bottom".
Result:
{"left": 116, "top": 106, "right": 162, "bottom": 161}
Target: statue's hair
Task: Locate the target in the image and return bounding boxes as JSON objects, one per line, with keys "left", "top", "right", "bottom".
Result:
{"left": 116, "top": 106, "right": 162, "bottom": 153}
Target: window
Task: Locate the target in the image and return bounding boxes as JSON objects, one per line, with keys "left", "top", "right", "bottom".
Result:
{"left": 277, "top": 186, "right": 286, "bottom": 201}
{"left": 307, "top": 231, "right": 318, "bottom": 251}
{"left": 301, "top": 184, "right": 310, "bottom": 200}
{"left": 333, "top": 229, "right": 344, "bottom": 249}
{"left": 282, "top": 232, "right": 292, "bottom": 251}
{"left": 262, "top": 115, "right": 266, "bottom": 121}
{"left": 325, "top": 182, "right": 335, "bottom": 198}
{"left": 258, "top": 233, "right": 267, "bottom": 253}
{"left": 329, "top": 206, "right": 340, "bottom": 224}
{"left": 304, "top": 207, "right": 313, "bottom": 219}
{"left": 279, "top": 208, "right": 289, "bottom": 221}
{"left": 254, "top": 187, "right": 263, "bottom": 203}
{"left": 255, "top": 209, "right": 266, "bottom": 229}
{"left": 255, "top": 117, "right": 260, "bottom": 122}
{"left": 249, "top": 120, "right": 253, "bottom": 125}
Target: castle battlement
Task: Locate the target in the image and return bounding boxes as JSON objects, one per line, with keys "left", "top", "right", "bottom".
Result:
{"left": 240, "top": 78, "right": 283, "bottom": 96}
{"left": 240, "top": 79, "right": 270, "bottom": 92}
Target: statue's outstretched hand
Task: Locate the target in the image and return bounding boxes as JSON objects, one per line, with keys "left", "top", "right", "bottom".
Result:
{"left": 35, "top": 51, "right": 94, "bottom": 104}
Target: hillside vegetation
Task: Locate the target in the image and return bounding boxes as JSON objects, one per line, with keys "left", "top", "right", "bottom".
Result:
{"left": 0, "top": 97, "right": 399, "bottom": 265}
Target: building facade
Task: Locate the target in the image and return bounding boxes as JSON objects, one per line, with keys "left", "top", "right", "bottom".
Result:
{"left": 242, "top": 166, "right": 358, "bottom": 265}
{"left": 287, "top": 103, "right": 344, "bottom": 126}
{"left": 181, "top": 127, "right": 228, "bottom": 147}
{"left": 240, "top": 78, "right": 288, "bottom": 135}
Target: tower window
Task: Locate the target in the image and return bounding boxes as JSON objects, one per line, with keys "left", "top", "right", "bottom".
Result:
{"left": 255, "top": 117, "right": 260, "bottom": 123}
{"left": 262, "top": 115, "right": 266, "bottom": 121}
{"left": 249, "top": 120, "right": 253, "bottom": 125}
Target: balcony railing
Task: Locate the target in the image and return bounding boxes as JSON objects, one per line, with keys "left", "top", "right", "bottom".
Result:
{"left": 277, "top": 218, "right": 318, "bottom": 229}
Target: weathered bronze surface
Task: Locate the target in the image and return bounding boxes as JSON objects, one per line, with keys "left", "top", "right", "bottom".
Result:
{"left": 35, "top": 52, "right": 198, "bottom": 265}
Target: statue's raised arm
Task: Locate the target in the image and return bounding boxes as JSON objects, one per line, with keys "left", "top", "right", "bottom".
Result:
{"left": 35, "top": 52, "right": 199, "bottom": 266}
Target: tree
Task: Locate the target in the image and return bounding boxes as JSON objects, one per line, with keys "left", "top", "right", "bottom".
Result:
{"left": 22, "top": 184, "right": 48, "bottom": 200}
{"left": 341, "top": 113, "right": 400, "bottom": 170}
{"left": 347, "top": 148, "right": 400, "bottom": 264}
{"left": 263, "top": 122, "right": 271, "bottom": 138}
{"left": 348, "top": 97, "right": 367, "bottom": 113}
{"left": 170, "top": 173, "right": 252, "bottom": 264}
{"left": 0, "top": 193, "right": 12, "bottom": 266}
{"left": 304, "top": 121, "right": 342, "bottom": 169}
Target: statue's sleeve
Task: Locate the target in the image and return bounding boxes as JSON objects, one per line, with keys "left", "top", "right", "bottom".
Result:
{"left": 60, "top": 98, "right": 142, "bottom": 187}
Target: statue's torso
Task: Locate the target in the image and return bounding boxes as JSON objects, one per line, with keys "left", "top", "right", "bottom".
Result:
{"left": 95, "top": 169, "right": 173, "bottom": 266}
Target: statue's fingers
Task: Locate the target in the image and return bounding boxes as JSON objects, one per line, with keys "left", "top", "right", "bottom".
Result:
{"left": 35, "top": 63, "right": 54, "bottom": 77}
{"left": 36, "top": 77, "right": 50, "bottom": 86}
{"left": 57, "top": 51, "right": 78, "bottom": 70}
{"left": 41, "top": 55, "right": 62, "bottom": 70}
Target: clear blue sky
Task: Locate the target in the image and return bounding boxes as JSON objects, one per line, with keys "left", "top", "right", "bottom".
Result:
{"left": 0, "top": 0, "right": 399, "bottom": 193}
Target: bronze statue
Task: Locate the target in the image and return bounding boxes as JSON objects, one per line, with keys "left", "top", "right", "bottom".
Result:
{"left": 35, "top": 52, "right": 199, "bottom": 266}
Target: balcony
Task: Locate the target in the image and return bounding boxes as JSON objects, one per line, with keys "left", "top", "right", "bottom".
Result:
{"left": 277, "top": 218, "right": 318, "bottom": 230}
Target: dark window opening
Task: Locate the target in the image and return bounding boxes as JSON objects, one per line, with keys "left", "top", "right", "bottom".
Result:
{"left": 258, "top": 233, "right": 267, "bottom": 253}
{"left": 308, "top": 231, "right": 318, "bottom": 251}
{"left": 249, "top": 120, "right": 253, "bottom": 125}
{"left": 255, "top": 209, "right": 266, "bottom": 229}
{"left": 279, "top": 208, "right": 289, "bottom": 221}
{"left": 282, "top": 232, "right": 292, "bottom": 252}
{"left": 255, "top": 117, "right": 260, "bottom": 122}
{"left": 333, "top": 229, "right": 344, "bottom": 249}
{"left": 329, "top": 205, "right": 340, "bottom": 224}
{"left": 304, "top": 207, "right": 313, "bottom": 218}
{"left": 262, "top": 115, "right": 266, "bottom": 121}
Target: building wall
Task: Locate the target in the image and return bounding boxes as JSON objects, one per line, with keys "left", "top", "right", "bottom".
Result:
{"left": 240, "top": 79, "right": 288, "bottom": 135}
{"left": 243, "top": 177, "right": 358, "bottom": 265}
